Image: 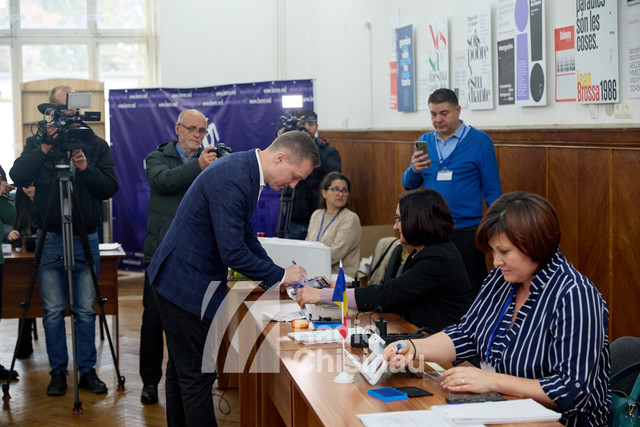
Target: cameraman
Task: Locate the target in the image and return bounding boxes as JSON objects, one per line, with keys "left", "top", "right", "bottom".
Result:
{"left": 139, "top": 109, "right": 217, "bottom": 405}
{"left": 284, "top": 109, "right": 341, "bottom": 239}
{"left": 10, "top": 85, "right": 118, "bottom": 396}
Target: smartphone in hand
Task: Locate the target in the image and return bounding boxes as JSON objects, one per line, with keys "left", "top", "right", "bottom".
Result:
{"left": 414, "top": 140, "right": 428, "bottom": 156}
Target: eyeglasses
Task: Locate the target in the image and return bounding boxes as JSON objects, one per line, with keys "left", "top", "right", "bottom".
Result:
{"left": 393, "top": 215, "right": 401, "bottom": 224}
{"left": 329, "top": 187, "right": 349, "bottom": 195}
{"left": 178, "top": 122, "right": 207, "bottom": 136}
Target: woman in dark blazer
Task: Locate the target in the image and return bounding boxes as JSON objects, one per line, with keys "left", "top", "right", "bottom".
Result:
{"left": 297, "top": 188, "right": 474, "bottom": 333}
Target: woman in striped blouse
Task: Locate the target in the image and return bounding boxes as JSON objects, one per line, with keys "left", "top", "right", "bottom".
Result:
{"left": 385, "top": 192, "right": 610, "bottom": 426}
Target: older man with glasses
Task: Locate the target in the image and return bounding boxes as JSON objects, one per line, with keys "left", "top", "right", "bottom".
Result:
{"left": 139, "top": 109, "right": 218, "bottom": 405}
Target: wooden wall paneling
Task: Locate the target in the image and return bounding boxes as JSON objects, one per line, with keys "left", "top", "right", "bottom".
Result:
{"left": 576, "top": 149, "right": 610, "bottom": 303}
{"left": 611, "top": 150, "right": 640, "bottom": 339}
{"left": 495, "top": 146, "right": 546, "bottom": 196}
{"left": 548, "top": 148, "right": 581, "bottom": 267}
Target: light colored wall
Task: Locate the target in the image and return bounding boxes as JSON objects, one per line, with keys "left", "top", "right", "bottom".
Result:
{"left": 157, "top": 0, "right": 639, "bottom": 131}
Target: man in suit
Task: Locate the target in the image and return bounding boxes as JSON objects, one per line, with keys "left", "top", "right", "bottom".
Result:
{"left": 139, "top": 109, "right": 218, "bottom": 405}
{"left": 147, "top": 130, "right": 320, "bottom": 426}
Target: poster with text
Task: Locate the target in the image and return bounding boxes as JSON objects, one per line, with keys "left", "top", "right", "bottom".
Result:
{"left": 575, "top": 0, "right": 619, "bottom": 103}
{"left": 466, "top": 2, "right": 494, "bottom": 110}
{"left": 426, "top": 17, "right": 450, "bottom": 96}
{"left": 626, "top": 10, "right": 640, "bottom": 98}
{"left": 389, "top": 8, "right": 400, "bottom": 109}
{"left": 515, "top": 0, "right": 547, "bottom": 106}
{"left": 498, "top": 39, "right": 516, "bottom": 105}
{"left": 498, "top": 0, "right": 516, "bottom": 33}
{"left": 555, "top": 26, "right": 576, "bottom": 101}
{"left": 452, "top": 49, "right": 469, "bottom": 108}
{"left": 396, "top": 25, "right": 416, "bottom": 112}
{"left": 390, "top": 62, "right": 398, "bottom": 108}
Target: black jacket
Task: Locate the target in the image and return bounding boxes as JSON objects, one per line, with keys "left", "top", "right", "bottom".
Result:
{"left": 143, "top": 140, "right": 203, "bottom": 263}
{"left": 290, "top": 137, "right": 341, "bottom": 224}
{"left": 355, "top": 240, "right": 474, "bottom": 333}
{"left": 10, "top": 133, "right": 118, "bottom": 234}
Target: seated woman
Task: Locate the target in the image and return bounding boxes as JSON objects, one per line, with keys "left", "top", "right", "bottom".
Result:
{"left": 305, "top": 172, "right": 361, "bottom": 278}
{"left": 298, "top": 188, "right": 474, "bottom": 333}
{"left": 384, "top": 192, "right": 610, "bottom": 426}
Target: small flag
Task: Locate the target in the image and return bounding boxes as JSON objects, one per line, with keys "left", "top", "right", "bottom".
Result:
{"left": 332, "top": 262, "right": 349, "bottom": 339}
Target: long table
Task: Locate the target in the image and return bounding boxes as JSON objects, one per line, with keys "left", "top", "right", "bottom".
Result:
{"left": 2, "top": 246, "right": 125, "bottom": 355}
{"left": 235, "top": 295, "right": 563, "bottom": 427}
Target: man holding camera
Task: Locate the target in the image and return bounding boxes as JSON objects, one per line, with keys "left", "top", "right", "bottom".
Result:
{"left": 10, "top": 85, "right": 118, "bottom": 396}
{"left": 284, "top": 109, "right": 341, "bottom": 239}
{"left": 139, "top": 109, "right": 218, "bottom": 405}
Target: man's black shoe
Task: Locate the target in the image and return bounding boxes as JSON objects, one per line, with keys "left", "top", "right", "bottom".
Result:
{"left": 78, "top": 368, "right": 108, "bottom": 394}
{"left": 0, "top": 364, "right": 18, "bottom": 381}
{"left": 47, "top": 371, "right": 67, "bottom": 396}
{"left": 141, "top": 383, "right": 158, "bottom": 404}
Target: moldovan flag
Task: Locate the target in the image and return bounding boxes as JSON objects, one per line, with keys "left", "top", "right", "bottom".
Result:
{"left": 331, "top": 261, "right": 348, "bottom": 339}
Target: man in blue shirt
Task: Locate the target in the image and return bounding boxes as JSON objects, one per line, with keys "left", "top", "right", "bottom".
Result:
{"left": 402, "top": 88, "right": 501, "bottom": 293}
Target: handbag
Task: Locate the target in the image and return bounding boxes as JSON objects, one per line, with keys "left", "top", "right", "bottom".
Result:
{"left": 609, "top": 361, "right": 640, "bottom": 427}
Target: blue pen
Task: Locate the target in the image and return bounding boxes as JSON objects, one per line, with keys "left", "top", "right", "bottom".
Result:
{"left": 396, "top": 343, "right": 403, "bottom": 353}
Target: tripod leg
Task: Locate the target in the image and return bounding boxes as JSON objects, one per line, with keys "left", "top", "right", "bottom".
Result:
{"left": 70, "top": 186, "right": 125, "bottom": 392}
{"left": 3, "top": 179, "right": 59, "bottom": 402}
{"left": 59, "top": 178, "right": 83, "bottom": 414}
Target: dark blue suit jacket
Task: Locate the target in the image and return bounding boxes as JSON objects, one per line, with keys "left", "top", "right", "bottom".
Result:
{"left": 147, "top": 149, "right": 284, "bottom": 319}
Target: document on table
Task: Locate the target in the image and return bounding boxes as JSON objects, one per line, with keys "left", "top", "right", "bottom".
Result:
{"left": 245, "top": 299, "right": 307, "bottom": 322}
{"left": 99, "top": 242, "right": 122, "bottom": 251}
{"left": 358, "top": 399, "right": 560, "bottom": 426}
{"left": 430, "top": 398, "right": 561, "bottom": 425}
{"left": 358, "top": 410, "right": 484, "bottom": 427}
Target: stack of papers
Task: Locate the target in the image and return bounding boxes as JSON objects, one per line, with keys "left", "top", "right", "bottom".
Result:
{"left": 263, "top": 310, "right": 306, "bottom": 322}
{"left": 430, "top": 399, "right": 560, "bottom": 425}
{"left": 358, "top": 399, "right": 560, "bottom": 426}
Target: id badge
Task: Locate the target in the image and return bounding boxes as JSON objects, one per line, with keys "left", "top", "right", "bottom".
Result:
{"left": 437, "top": 169, "right": 453, "bottom": 181}
{"left": 480, "top": 361, "right": 496, "bottom": 373}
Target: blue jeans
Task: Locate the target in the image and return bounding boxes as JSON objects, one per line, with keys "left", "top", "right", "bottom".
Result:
{"left": 36, "top": 230, "right": 100, "bottom": 375}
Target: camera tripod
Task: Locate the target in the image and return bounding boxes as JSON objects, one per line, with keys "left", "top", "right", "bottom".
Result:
{"left": 275, "top": 187, "right": 295, "bottom": 237}
{"left": 2, "top": 154, "right": 125, "bottom": 414}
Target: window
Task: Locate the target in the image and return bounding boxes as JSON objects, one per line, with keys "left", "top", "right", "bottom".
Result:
{"left": 0, "top": 0, "right": 156, "bottom": 170}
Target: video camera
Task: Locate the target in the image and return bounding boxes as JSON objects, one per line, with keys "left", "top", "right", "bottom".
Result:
{"left": 277, "top": 110, "right": 305, "bottom": 134}
{"left": 34, "top": 92, "right": 101, "bottom": 155}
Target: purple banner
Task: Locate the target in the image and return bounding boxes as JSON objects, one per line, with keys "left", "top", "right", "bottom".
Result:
{"left": 109, "top": 80, "right": 314, "bottom": 270}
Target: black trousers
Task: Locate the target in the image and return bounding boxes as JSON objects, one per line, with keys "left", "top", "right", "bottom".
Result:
{"left": 450, "top": 225, "right": 488, "bottom": 296}
{"left": 154, "top": 288, "right": 217, "bottom": 427}
{"left": 139, "top": 268, "right": 164, "bottom": 385}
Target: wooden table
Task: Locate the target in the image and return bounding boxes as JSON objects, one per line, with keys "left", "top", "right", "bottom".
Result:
{"left": 236, "top": 297, "right": 564, "bottom": 427}
{"left": 2, "top": 246, "right": 125, "bottom": 355}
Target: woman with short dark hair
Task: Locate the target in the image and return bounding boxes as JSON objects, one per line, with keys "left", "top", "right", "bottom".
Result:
{"left": 298, "top": 188, "right": 473, "bottom": 333}
{"left": 385, "top": 192, "right": 610, "bottom": 426}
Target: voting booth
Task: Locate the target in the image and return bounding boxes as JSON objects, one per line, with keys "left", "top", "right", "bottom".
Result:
{"left": 258, "top": 237, "right": 331, "bottom": 278}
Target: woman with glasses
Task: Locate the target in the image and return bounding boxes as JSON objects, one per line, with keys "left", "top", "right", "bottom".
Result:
{"left": 298, "top": 188, "right": 474, "bottom": 333}
{"left": 305, "top": 172, "right": 361, "bottom": 277}
{"left": 384, "top": 192, "right": 610, "bottom": 426}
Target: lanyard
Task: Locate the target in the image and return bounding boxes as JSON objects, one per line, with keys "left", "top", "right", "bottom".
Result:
{"left": 435, "top": 124, "right": 470, "bottom": 168}
{"left": 484, "top": 284, "right": 518, "bottom": 363}
{"left": 316, "top": 208, "right": 343, "bottom": 241}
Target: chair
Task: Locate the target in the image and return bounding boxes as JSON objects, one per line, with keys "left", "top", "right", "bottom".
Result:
{"left": 368, "top": 237, "right": 401, "bottom": 285}
{"left": 610, "top": 336, "right": 640, "bottom": 395}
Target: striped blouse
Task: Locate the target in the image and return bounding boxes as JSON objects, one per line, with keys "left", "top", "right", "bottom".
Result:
{"left": 443, "top": 249, "right": 611, "bottom": 426}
